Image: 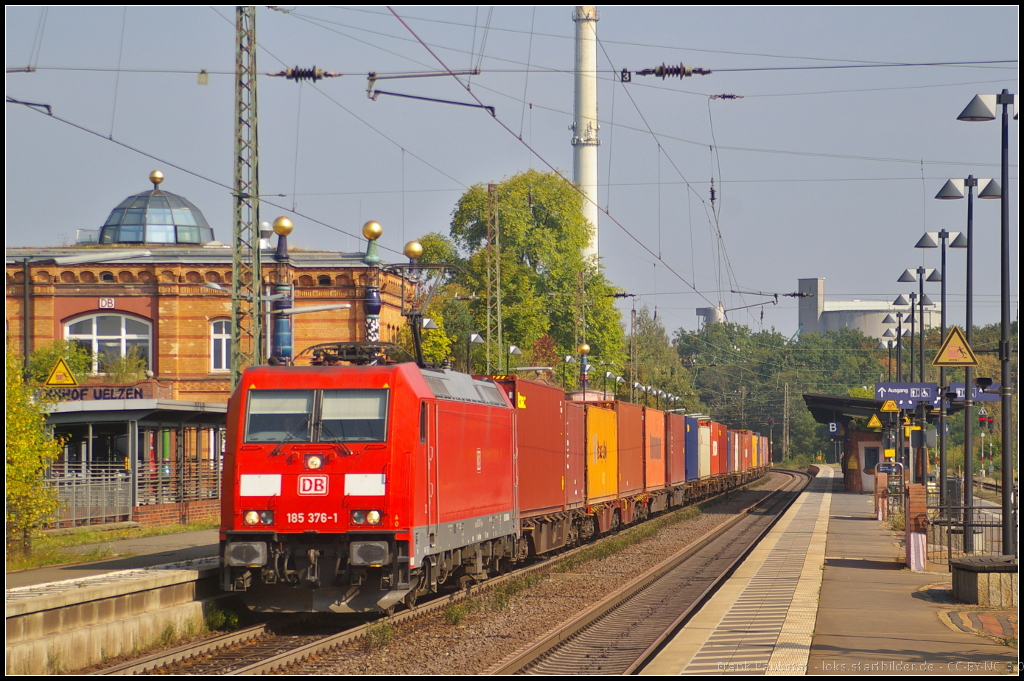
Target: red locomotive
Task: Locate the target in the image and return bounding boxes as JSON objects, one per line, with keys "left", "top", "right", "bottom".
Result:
{"left": 220, "top": 343, "right": 769, "bottom": 613}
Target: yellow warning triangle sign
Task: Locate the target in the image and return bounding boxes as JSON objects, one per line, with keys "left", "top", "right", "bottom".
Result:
{"left": 932, "top": 325, "right": 979, "bottom": 367}
{"left": 44, "top": 357, "right": 79, "bottom": 387}
{"left": 881, "top": 400, "right": 900, "bottom": 412}
{"left": 867, "top": 414, "right": 883, "bottom": 429}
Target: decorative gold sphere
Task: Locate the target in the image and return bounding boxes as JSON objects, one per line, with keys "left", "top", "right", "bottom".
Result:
{"left": 149, "top": 170, "right": 164, "bottom": 186}
{"left": 578, "top": 343, "right": 591, "bottom": 356}
{"left": 273, "top": 217, "right": 294, "bottom": 236}
{"left": 404, "top": 241, "right": 424, "bottom": 259}
{"left": 362, "top": 221, "right": 383, "bottom": 241}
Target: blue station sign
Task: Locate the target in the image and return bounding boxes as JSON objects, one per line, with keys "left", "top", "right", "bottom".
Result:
{"left": 874, "top": 383, "right": 939, "bottom": 408}
{"left": 948, "top": 383, "right": 1000, "bottom": 402}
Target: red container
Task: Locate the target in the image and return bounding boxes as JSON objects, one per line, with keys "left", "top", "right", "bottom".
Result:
{"left": 612, "top": 401, "right": 644, "bottom": 496}
{"left": 665, "top": 413, "right": 687, "bottom": 485}
{"left": 642, "top": 408, "right": 667, "bottom": 491}
{"left": 710, "top": 421, "right": 728, "bottom": 476}
{"left": 733, "top": 429, "right": 753, "bottom": 472}
{"left": 493, "top": 377, "right": 571, "bottom": 516}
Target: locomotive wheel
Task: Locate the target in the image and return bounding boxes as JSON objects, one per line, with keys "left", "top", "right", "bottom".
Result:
{"left": 404, "top": 590, "right": 418, "bottom": 610}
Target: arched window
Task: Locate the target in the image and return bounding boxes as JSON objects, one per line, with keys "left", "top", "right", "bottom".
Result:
{"left": 211, "top": 320, "right": 231, "bottom": 372}
{"left": 65, "top": 314, "right": 152, "bottom": 374}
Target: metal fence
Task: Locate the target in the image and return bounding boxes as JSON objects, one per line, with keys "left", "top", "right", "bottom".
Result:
{"left": 926, "top": 486, "right": 1012, "bottom": 565}
{"left": 44, "top": 461, "right": 133, "bottom": 527}
{"left": 45, "top": 425, "right": 223, "bottom": 528}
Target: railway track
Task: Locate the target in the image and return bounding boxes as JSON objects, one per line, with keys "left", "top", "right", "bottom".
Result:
{"left": 94, "top": 472, "right": 787, "bottom": 675}
{"left": 487, "top": 469, "right": 811, "bottom": 675}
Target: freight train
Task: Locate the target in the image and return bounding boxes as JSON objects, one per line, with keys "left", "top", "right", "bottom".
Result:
{"left": 219, "top": 342, "right": 770, "bottom": 613}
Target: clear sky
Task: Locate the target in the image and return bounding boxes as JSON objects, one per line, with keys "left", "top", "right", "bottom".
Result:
{"left": 5, "top": 6, "right": 1018, "bottom": 337}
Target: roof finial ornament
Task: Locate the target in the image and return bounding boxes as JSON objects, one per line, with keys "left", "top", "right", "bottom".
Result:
{"left": 149, "top": 170, "right": 164, "bottom": 191}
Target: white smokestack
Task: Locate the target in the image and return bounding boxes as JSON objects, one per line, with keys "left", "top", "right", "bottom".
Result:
{"left": 573, "top": 6, "right": 600, "bottom": 260}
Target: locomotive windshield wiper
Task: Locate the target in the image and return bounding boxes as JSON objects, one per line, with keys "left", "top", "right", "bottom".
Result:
{"left": 268, "top": 416, "right": 311, "bottom": 457}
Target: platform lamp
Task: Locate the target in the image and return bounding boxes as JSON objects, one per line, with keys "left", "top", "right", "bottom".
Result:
{"left": 915, "top": 230, "right": 962, "bottom": 512}
{"left": 957, "top": 90, "right": 1016, "bottom": 556}
{"left": 603, "top": 370, "right": 616, "bottom": 399}
{"left": 561, "top": 354, "right": 576, "bottom": 388}
{"left": 465, "top": 333, "right": 484, "bottom": 374}
{"left": 877, "top": 330, "right": 896, "bottom": 383}
{"left": 506, "top": 345, "right": 523, "bottom": 373}
{"left": 890, "top": 301, "right": 910, "bottom": 382}
{"left": 898, "top": 267, "right": 941, "bottom": 384}
{"left": 936, "top": 171, "right": 1006, "bottom": 554}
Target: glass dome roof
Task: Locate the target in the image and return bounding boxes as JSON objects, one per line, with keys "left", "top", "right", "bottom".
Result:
{"left": 99, "top": 189, "right": 214, "bottom": 245}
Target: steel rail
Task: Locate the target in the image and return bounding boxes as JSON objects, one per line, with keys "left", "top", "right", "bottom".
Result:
{"left": 486, "top": 470, "right": 810, "bottom": 675}
{"left": 95, "top": 471, "right": 776, "bottom": 675}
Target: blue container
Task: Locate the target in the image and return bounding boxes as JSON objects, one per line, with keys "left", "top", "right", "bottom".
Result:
{"left": 685, "top": 416, "right": 700, "bottom": 481}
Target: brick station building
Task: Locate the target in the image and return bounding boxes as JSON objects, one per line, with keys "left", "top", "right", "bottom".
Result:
{"left": 6, "top": 172, "right": 407, "bottom": 527}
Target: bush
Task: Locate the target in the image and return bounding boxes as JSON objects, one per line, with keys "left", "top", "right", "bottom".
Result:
{"left": 364, "top": 622, "right": 393, "bottom": 650}
{"left": 6, "top": 345, "right": 61, "bottom": 555}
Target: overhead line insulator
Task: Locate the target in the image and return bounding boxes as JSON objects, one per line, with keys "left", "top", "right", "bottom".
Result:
{"left": 636, "top": 63, "right": 711, "bottom": 79}
{"left": 267, "top": 67, "right": 342, "bottom": 83}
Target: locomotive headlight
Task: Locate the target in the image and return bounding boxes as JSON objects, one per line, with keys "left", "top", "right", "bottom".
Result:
{"left": 259, "top": 510, "right": 274, "bottom": 525}
{"left": 304, "top": 454, "right": 324, "bottom": 470}
{"left": 244, "top": 510, "right": 260, "bottom": 526}
{"left": 351, "top": 510, "right": 366, "bottom": 525}
{"left": 366, "top": 510, "right": 382, "bottom": 525}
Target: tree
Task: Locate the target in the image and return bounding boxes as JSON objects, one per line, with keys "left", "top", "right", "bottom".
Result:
{"left": 445, "top": 170, "right": 626, "bottom": 371}
{"left": 675, "top": 323, "right": 888, "bottom": 456}
{"left": 6, "top": 345, "right": 61, "bottom": 555}
{"left": 26, "top": 339, "right": 92, "bottom": 385}
{"left": 628, "top": 307, "right": 703, "bottom": 411}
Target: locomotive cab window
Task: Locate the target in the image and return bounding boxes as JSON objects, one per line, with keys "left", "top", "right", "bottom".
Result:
{"left": 320, "top": 389, "right": 389, "bottom": 442}
{"left": 246, "top": 390, "right": 314, "bottom": 442}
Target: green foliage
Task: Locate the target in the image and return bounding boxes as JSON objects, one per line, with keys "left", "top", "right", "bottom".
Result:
{"left": 205, "top": 606, "right": 240, "bottom": 631}
{"left": 675, "top": 323, "right": 887, "bottom": 458}
{"left": 443, "top": 603, "right": 468, "bottom": 625}
{"left": 364, "top": 622, "right": 394, "bottom": 650}
{"left": 487, "top": 574, "right": 543, "bottom": 610}
{"left": 629, "top": 307, "right": 703, "bottom": 410}
{"left": 100, "top": 346, "right": 148, "bottom": 384}
{"left": 25, "top": 340, "right": 93, "bottom": 385}
{"left": 437, "top": 170, "right": 625, "bottom": 374}
{"left": 6, "top": 345, "right": 62, "bottom": 555}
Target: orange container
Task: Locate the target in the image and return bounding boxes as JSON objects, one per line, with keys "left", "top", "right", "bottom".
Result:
{"left": 643, "top": 408, "right": 667, "bottom": 491}
{"left": 584, "top": 404, "right": 618, "bottom": 504}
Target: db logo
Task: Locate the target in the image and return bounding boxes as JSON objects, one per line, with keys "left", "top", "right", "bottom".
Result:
{"left": 298, "top": 475, "right": 328, "bottom": 495}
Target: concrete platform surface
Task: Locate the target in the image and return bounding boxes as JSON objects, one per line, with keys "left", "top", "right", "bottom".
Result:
{"left": 808, "top": 491, "right": 1018, "bottom": 675}
{"left": 5, "top": 529, "right": 218, "bottom": 590}
{"left": 643, "top": 466, "right": 1018, "bottom": 676}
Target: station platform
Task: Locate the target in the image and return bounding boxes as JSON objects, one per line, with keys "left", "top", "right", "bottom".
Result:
{"left": 5, "top": 529, "right": 219, "bottom": 590}
{"left": 642, "top": 466, "right": 1018, "bottom": 676}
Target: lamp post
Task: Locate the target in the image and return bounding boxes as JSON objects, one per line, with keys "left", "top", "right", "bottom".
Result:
{"left": 562, "top": 354, "right": 577, "bottom": 388}
{"left": 603, "top": 370, "right": 616, "bottom": 399}
{"left": 907, "top": 293, "right": 917, "bottom": 382}
{"left": 578, "top": 343, "right": 591, "bottom": 391}
{"left": 507, "top": 345, "right": 522, "bottom": 373}
{"left": 898, "top": 266, "right": 940, "bottom": 484}
{"left": 891, "top": 300, "right": 910, "bottom": 382}
{"left": 466, "top": 333, "right": 484, "bottom": 374}
{"left": 935, "top": 172, "right": 1002, "bottom": 551}
{"left": 877, "top": 336, "right": 896, "bottom": 383}
{"left": 956, "top": 89, "right": 1016, "bottom": 556}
